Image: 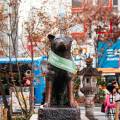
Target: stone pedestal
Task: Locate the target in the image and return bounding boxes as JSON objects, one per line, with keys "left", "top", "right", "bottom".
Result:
{"left": 38, "top": 108, "right": 81, "bottom": 120}
{"left": 85, "top": 95, "right": 98, "bottom": 120}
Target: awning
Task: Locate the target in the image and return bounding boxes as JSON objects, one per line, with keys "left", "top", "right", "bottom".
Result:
{"left": 97, "top": 68, "right": 120, "bottom": 73}
{"left": 0, "top": 56, "right": 47, "bottom": 64}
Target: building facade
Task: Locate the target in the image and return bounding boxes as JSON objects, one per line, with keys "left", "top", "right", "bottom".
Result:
{"left": 0, "top": 0, "right": 19, "bottom": 57}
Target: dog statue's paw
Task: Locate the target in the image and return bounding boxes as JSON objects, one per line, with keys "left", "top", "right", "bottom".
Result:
{"left": 70, "top": 100, "right": 79, "bottom": 108}
{"left": 43, "top": 102, "right": 50, "bottom": 107}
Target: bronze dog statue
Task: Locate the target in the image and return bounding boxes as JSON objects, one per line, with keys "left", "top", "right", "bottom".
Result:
{"left": 44, "top": 34, "right": 78, "bottom": 107}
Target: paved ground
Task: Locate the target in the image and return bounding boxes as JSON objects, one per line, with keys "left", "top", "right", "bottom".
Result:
{"left": 30, "top": 106, "right": 106, "bottom": 120}
{"left": 80, "top": 107, "right": 106, "bottom": 120}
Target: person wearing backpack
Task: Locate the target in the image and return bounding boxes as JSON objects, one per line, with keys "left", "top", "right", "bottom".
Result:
{"left": 104, "top": 84, "right": 116, "bottom": 120}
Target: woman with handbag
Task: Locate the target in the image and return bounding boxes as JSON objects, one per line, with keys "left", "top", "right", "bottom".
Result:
{"left": 104, "top": 84, "right": 116, "bottom": 120}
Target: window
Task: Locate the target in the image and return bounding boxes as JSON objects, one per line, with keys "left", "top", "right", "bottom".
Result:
{"left": 72, "top": 0, "right": 85, "bottom": 13}
{"left": 112, "top": 0, "right": 118, "bottom": 12}
{"left": 102, "top": 0, "right": 109, "bottom": 6}
{"left": 86, "top": 78, "right": 90, "bottom": 83}
{"left": 72, "top": 0, "right": 83, "bottom": 8}
{"left": 94, "top": 0, "right": 112, "bottom": 7}
{"left": 113, "top": 0, "right": 118, "bottom": 6}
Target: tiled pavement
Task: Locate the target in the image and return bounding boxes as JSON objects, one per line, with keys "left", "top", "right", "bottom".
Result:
{"left": 80, "top": 107, "right": 106, "bottom": 120}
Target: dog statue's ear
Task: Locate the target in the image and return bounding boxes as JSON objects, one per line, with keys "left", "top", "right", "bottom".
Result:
{"left": 48, "top": 34, "right": 55, "bottom": 41}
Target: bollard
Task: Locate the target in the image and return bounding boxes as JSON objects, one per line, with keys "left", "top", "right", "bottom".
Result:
{"left": 115, "top": 102, "right": 120, "bottom": 120}
{"left": 3, "top": 108, "right": 8, "bottom": 120}
{"left": 0, "top": 111, "right": 1, "bottom": 119}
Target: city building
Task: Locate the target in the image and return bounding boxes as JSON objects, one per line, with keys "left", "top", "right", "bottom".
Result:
{"left": 0, "top": 0, "right": 19, "bottom": 57}
{"left": 0, "top": 1, "right": 9, "bottom": 57}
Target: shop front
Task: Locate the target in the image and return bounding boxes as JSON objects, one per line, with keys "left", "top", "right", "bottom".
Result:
{"left": 0, "top": 56, "right": 47, "bottom": 113}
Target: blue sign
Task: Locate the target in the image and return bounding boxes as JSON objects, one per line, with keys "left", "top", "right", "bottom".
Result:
{"left": 97, "top": 39, "right": 120, "bottom": 68}
{"left": 33, "top": 56, "right": 47, "bottom": 104}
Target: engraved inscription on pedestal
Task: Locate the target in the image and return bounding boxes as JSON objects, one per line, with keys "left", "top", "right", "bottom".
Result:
{"left": 38, "top": 108, "right": 81, "bottom": 120}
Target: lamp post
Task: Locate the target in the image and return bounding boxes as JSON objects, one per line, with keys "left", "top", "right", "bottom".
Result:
{"left": 78, "top": 57, "right": 101, "bottom": 120}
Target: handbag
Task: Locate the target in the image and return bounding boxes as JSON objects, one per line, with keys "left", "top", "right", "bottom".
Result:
{"left": 101, "top": 103, "right": 105, "bottom": 113}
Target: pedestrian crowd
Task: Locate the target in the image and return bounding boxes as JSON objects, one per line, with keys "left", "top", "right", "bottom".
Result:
{"left": 102, "top": 80, "right": 120, "bottom": 120}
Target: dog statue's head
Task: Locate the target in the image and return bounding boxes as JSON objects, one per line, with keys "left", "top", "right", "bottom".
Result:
{"left": 48, "top": 34, "right": 72, "bottom": 53}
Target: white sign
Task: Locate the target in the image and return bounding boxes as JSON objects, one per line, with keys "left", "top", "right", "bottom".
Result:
{"left": 68, "top": 24, "right": 84, "bottom": 33}
{"left": 11, "top": 87, "right": 30, "bottom": 113}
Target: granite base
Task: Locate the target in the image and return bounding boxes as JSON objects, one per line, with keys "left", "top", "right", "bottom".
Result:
{"left": 38, "top": 107, "right": 81, "bottom": 120}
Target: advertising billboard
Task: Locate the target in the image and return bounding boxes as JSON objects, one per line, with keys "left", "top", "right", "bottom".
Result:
{"left": 97, "top": 38, "right": 120, "bottom": 68}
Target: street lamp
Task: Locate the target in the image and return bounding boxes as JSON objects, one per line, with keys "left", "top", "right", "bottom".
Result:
{"left": 78, "top": 57, "right": 101, "bottom": 120}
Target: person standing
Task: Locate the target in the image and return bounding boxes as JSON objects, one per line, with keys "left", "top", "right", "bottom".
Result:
{"left": 111, "top": 80, "right": 120, "bottom": 120}
{"left": 104, "top": 84, "right": 116, "bottom": 120}
{"left": 115, "top": 88, "right": 120, "bottom": 120}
